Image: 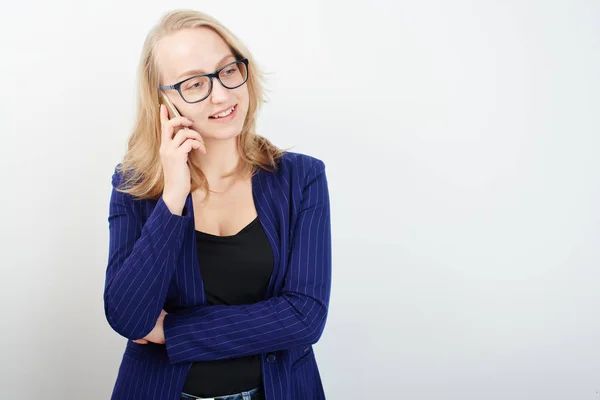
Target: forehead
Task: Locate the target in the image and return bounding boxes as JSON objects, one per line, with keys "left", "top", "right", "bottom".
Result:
{"left": 155, "top": 27, "right": 233, "bottom": 82}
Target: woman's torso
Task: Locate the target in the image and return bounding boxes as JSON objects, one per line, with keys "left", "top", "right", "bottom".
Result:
{"left": 182, "top": 174, "right": 274, "bottom": 397}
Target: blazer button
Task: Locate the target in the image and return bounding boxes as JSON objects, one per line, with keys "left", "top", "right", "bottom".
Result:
{"left": 266, "top": 353, "right": 276, "bottom": 363}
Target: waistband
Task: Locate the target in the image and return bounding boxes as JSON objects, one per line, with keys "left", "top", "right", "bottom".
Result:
{"left": 180, "top": 386, "right": 263, "bottom": 400}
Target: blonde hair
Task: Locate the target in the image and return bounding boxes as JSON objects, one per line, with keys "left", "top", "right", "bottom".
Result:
{"left": 115, "top": 9, "right": 287, "bottom": 200}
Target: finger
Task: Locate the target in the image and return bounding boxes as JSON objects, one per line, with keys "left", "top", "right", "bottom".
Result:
{"left": 168, "top": 116, "right": 194, "bottom": 128}
{"left": 196, "top": 140, "right": 208, "bottom": 154}
{"left": 179, "top": 138, "right": 198, "bottom": 154}
{"left": 166, "top": 122, "right": 195, "bottom": 147}
{"left": 184, "top": 138, "right": 207, "bottom": 155}
{"left": 186, "top": 138, "right": 208, "bottom": 155}
{"left": 172, "top": 128, "right": 205, "bottom": 148}
{"left": 132, "top": 339, "right": 149, "bottom": 344}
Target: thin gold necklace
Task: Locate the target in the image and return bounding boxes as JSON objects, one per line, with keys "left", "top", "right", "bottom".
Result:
{"left": 207, "top": 177, "right": 238, "bottom": 194}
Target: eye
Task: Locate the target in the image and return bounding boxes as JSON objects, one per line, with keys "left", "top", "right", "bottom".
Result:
{"left": 183, "top": 79, "right": 205, "bottom": 90}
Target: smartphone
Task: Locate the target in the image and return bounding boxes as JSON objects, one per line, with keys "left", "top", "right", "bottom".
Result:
{"left": 159, "top": 92, "right": 182, "bottom": 118}
{"left": 159, "top": 91, "right": 205, "bottom": 150}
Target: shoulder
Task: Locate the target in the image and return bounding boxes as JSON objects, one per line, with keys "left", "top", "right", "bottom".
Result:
{"left": 111, "top": 163, "right": 124, "bottom": 189}
{"left": 277, "top": 151, "right": 326, "bottom": 180}
{"left": 109, "top": 163, "right": 147, "bottom": 207}
{"left": 256, "top": 151, "right": 327, "bottom": 206}
{"left": 110, "top": 163, "right": 144, "bottom": 194}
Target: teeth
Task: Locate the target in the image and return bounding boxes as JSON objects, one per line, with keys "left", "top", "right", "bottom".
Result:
{"left": 213, "top": 106, "right": 235, "bottom": 118}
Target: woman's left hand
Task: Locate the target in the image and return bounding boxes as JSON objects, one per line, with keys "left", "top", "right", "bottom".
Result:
{"left": 132, "top": 309, "right": 168, "bottom": 344}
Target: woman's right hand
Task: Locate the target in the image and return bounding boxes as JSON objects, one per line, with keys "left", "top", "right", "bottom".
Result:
{"left": 159, "top": 104, "right": 207, "bottom": 214}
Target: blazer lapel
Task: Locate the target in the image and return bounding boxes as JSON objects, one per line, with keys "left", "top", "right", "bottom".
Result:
{"left": 167, "top": 167, "right": 285, "bottom": 308}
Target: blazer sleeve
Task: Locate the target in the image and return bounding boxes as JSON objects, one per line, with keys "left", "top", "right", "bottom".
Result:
{"left": 163, "top": 159, "right": 332, "bottom": 364}
{"left": 103, "top": 166, "right": 190, "bottom": 340}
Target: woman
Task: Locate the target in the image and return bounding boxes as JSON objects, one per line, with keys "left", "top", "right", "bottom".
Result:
{"left": 103, "top": 8, "right": 332, "bottom": 400}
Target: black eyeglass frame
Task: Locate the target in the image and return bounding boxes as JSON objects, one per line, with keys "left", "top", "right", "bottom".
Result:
{"left": 157, "top": 58, "right": 249, "bottom": 104}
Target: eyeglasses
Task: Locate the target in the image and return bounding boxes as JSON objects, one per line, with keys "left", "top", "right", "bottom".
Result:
{"left": 158, "top": 58, "right": 249, "bottom": 103}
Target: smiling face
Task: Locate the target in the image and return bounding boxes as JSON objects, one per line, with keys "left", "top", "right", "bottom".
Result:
{"left": 155, "top": 27, "right": 250, "bottom": 141}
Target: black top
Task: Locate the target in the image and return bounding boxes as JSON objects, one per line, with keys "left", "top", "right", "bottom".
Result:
{"left": 181, "top": 216, "right": 274, "bottom": 398}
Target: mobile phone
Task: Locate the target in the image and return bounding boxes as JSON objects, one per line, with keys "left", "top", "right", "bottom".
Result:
{"left": 159, "top": 92, "right": 182, "bottom": 118}
{"left": 159, "top": 91, "right": 204, "bottom": 149}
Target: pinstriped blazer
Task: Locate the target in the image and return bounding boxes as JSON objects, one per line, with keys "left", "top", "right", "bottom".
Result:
{"left": 104, "top": 151, "right": 331, "bottom": 400}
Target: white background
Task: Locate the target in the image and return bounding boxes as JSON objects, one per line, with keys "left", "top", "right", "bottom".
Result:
{"left": 1, "top": 1, "right": 599, "bottom": 399}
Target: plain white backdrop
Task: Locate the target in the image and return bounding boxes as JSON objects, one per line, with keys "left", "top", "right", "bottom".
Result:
{"left": 1, "top": 1, "right": 599, "bottom": 399}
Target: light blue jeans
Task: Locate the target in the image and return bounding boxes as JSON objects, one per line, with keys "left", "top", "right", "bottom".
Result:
{"left": 180, "top": 386, "right": 263, "bottom": 400}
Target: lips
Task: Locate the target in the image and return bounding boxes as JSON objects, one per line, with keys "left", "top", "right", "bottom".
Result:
{"left": 209, "top": 104, "right": 237, "bottom": 119}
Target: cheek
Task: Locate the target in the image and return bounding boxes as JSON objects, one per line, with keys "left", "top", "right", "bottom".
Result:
{"left": 237, "top": 89, "right": 250, "bottom": 114}
{"left": 234, "top": 84, "right": 249, "bottom": 103}
{"left": 186, "top": 104, "right": 209, "bottom": 120}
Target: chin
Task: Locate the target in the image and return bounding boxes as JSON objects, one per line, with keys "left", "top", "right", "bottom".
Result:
{"left": 205, "top": 125, "right": 244, "bottom": 141}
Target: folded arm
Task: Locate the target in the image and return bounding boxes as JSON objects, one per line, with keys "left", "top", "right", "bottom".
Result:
{"left": 103, "top": 167, "right": 190, "bottom": 340}
{"left": 163, "top": 159, "right": 332, "bottom": 364}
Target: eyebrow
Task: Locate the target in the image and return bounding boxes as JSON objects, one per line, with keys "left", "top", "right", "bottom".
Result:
{"left": 176, "top": 54, "right": 236, "bottom": 80}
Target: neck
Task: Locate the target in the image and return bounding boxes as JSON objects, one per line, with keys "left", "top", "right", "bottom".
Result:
{"left": 190, "top": 136, "right": 241, "bottom": 184}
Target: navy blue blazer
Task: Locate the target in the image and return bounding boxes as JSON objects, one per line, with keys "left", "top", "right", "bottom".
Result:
{"left": 104, "top": 151, "right": 331, "bottom": 400}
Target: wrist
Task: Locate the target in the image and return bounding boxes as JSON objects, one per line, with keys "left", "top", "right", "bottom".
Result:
{"left": 162, "top": 193, "right": 185, "bottom": 216}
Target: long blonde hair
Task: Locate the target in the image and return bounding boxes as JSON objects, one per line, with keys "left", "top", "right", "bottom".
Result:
{"left": 115, "top": 9, "right": 286, "bottom": 199}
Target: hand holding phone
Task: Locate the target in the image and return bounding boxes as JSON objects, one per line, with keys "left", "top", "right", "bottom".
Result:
{"left": 158, "top": 92, "right": 205, "bottom": 144}
{"left": 159, "top": 92, "right": 182, "bottom": 119}
{"left": 158, "top": 93, "right": 207, "bottom": 214}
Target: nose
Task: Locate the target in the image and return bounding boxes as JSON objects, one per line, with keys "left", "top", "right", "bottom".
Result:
{"left": 209, "top": 77, "right": 229, "bottom": 104}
